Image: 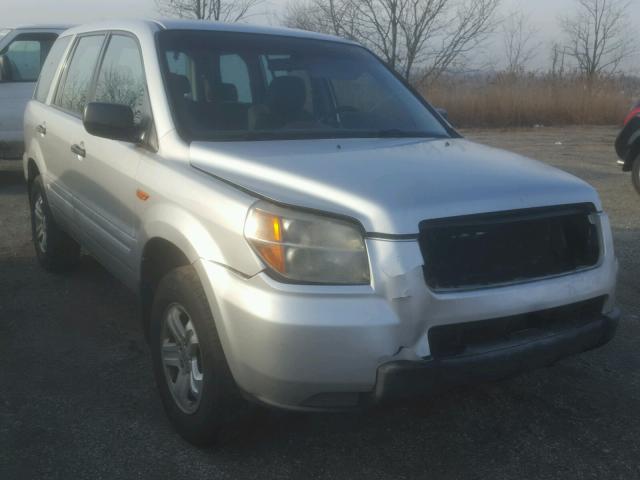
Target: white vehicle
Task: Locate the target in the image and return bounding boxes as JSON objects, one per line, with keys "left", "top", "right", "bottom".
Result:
{"left": 0, "top": 25, "right": 68, "bottom": 158}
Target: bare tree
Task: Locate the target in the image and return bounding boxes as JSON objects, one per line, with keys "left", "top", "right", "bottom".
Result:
{"left": 560, "top": 0, "right": 633, "bottom": 78}
{"left": 502, "top": 9, "right": 539, "bottom": 74}
{"left": 549, "top": 42, "right": 569, "bottom": 78}
{"left": 282, "top": 0, "right": 360, "bottom": 39}
{"left": 156, "top": 0, "right": 263, "bottom": 22}
{"left": 418, "top": 0, "right": 499, "bottom": 84}
{"left": 284, "top": 0, "right": 500, "bottom": 84}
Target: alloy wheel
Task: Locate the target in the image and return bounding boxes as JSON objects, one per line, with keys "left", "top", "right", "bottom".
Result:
{"left": 33, "top": 194, "right": 48, "bottom": 253}
{"left": 161, "top": 303, "right": 204, "bottom": 414}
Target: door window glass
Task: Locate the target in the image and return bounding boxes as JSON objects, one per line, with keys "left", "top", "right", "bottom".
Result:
{"left": 94, "top": 35, "right": 150, "bottom": 126}
{"left": 56, "top": 35, "right": 105, "bottom": 115}
{"left": 1, "top": 33, "right": 58, "bottom": 82}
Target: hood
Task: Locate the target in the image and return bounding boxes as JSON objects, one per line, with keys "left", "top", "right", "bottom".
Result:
{"left": 190, "top": 137, "right": 601, "bottom": 235}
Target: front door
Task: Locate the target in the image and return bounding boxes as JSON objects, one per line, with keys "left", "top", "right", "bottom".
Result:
{"left": 47, "top": 34, "right": 106, "bottom": 235}
{"left": 66, "top": 33, "right": 153, "bottom": 284}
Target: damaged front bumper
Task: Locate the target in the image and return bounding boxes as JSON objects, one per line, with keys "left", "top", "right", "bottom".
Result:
{"left": 372, "top": 307, "right": 619, "bottom": 404}
{"left": 193, "top": 212, "right": 618, "bottom": 411}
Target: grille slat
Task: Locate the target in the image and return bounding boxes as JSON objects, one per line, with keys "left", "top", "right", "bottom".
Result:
{"left": 418, "top": 204, "right": 600, "bottom": 291}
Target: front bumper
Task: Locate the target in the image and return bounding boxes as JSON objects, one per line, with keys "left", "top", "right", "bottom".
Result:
{"left": 372, "top": 308, "right": 619, "bottom": 404}
{"left": 194, "top": 213, "right": 618, "bottom": 411}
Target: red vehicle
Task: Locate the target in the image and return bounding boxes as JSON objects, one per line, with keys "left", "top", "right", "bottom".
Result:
{"left": 615, "top": 101, "right": 640, "bottom": 194}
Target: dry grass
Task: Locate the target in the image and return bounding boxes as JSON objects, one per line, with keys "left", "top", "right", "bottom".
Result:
{"left": 422, "top": 74, "right": 637, "bottom": 128}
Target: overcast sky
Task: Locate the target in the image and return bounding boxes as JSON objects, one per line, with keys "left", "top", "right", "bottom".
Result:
{"left": 2, "top": 0, "right": 639, "bottom": 71}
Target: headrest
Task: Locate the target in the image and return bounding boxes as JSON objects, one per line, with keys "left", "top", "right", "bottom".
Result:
{"left": 266, "top": 76, "right": 306, "bottom": 113}
{"left": 168, "top": 73, "right": 191, "bottom": 97}
{"left": 218, "top": 82, "right": 238, "bottom": 102}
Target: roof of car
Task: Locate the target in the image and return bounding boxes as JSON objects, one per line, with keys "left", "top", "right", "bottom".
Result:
{"left": 13, "top": 24, "right": 72, "bottom": 31}
{"left": 63, "top": 18, "right": 355, "bottom": 45}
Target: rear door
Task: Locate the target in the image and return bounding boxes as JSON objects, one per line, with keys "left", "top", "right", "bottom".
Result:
{"left": 67, "top": 33, "right": 154, "bottom": 284}
{"left": 0, "top": 31, "right": 59, "bottom": 158}
{"left": 26, "top": 34, "right": 74, "bottom": 222}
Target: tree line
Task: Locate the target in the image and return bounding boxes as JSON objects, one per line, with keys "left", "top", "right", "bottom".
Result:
{"left": 156, "top": 0, "right": 635, "bottom": 85}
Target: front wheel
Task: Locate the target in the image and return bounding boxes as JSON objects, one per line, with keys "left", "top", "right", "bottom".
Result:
{"left": 632, "top": 155, "right": 640, "bottom": 195}
{"left": 150, "top": 265, "right": 246, "bottom": 446}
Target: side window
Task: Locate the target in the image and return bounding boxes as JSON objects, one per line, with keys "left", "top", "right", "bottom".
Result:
{"left": 94, "top": 35, "right": 150, "bottom": 126}
{"left": 34, "top": 36, "right": 71, "bottom": 103}
{"left": 1, "top": 33, "right": 58, "bottom": 82}
{"left": 55, "top": 35, "right": 105, "bottom": 115}
{"left": 220, "top": 54, "right": 252, "bottom": 103}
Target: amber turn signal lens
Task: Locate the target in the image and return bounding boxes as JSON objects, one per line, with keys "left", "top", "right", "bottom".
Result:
{"left": 245, "top": 210, "right": 286, "bottom": 273}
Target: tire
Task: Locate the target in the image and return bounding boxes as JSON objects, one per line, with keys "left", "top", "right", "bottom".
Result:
{"left": 632, "top": 155, "right": 640, "bottom": 195}
{"left": 29, "top": 175, "right": 81, "bottom": 272}
{"left": 150, "top": 265, "right": 245, "bottom": 446}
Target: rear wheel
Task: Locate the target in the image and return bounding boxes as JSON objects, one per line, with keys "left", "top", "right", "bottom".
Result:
{"left": 150, "top": 265, "right": 246, "bottom": 446}
{"left": 29, "top": 175, "right": 81, "bottom": 272}
{"left": 632, "top": 155, "right": 640, "bottom": 195}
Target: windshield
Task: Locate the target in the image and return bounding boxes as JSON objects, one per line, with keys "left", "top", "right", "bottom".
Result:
{"left": 158, "top": 30, "right": 450, "bottom": 141}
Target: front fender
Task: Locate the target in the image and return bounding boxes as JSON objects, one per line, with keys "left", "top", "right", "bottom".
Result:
{"left": 138, "top": 201, "right": 264, "bottom": 278}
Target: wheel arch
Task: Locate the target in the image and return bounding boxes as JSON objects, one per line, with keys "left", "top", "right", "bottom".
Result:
{"left": 139, "top": 236, "right": 193, "bottom": 340}
{"left": 26, "top": 158, "right": 40, "bottom": 192}
{"left": 137, "top": 202, "right": 262, "bottom": 339}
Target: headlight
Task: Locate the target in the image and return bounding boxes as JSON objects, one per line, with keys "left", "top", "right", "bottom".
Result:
{"left": 244, "top": 201, "right": 370, "bottom": 284}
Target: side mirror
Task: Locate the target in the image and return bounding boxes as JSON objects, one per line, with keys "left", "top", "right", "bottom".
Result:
{"left": 0, "top": 54, "right": 12, "bottom": 82}
{"left": 83, "top": 102, "right": 138, "bottom": 142}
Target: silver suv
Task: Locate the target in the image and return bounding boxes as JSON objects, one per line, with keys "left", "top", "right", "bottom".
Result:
{"left": 0, "top": 25, "right": 69, "bottom": 158}
{"left": 24, "top": 20, "right": 619, "bottom": 445}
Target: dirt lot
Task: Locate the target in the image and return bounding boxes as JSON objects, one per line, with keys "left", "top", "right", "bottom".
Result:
{"left": 1, "top": 126, "right": 639, "bottom": 479}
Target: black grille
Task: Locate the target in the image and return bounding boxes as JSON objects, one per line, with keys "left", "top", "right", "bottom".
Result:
{"left": 428, "top": 296, "right": 606, "bottom": 359}
{"left": 418, "top": 204, "right": 600, "bottom": 291}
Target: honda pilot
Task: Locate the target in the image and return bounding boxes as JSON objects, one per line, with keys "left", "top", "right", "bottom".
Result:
{"left": 23, "top": 20, "right": 619, "bottom": 445}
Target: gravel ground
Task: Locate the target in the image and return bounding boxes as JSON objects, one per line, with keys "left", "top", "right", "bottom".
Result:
{"left": 1, "top": 126, "right": 639, "bottom": 479}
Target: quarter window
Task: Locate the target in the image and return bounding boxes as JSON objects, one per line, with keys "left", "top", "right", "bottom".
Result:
{"left": 94, "top": 35, "right": 150, "bottom": 126}
{"left": 56, "top": 35, "right": 105, "bottom": 115}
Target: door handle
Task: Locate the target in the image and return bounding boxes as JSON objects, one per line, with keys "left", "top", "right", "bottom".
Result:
{"left": 71, "top": 143, "right": 86, "bottom": 158}
{"left": 36, "top": 124, "right": 47, "bottom": 136}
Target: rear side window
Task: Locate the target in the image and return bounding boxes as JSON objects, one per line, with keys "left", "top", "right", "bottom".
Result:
{"left": 55, "top": 35, "right": 105, "bottom": 115}
{"left": 165, "top": 50, "right": 195, "bottom": 100}
{"left": 0, "top": 33, "right": 58, "bottom": 82}
{"left": 93, "top": 35, "right": 150, "bottom": 126}
{"left": 220, "top": 54, "right": 252, "bottom": 103}
{"left": 34, "top": 36, "right": 71, "bottom": 103}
